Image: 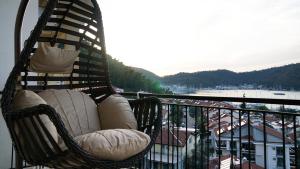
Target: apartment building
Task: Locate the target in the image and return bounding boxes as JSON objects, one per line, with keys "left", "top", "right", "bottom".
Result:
{"left": 212, "top": 121, "right": 294, "bottom": 169}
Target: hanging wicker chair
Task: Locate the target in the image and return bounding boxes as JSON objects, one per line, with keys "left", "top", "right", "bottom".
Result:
{"left": 1, "top": 0, "right": 161, "bottom": 168}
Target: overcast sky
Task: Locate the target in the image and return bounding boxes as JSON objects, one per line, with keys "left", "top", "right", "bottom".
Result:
{"left": 98, "top": 0, "right": 300, "bottom": 76}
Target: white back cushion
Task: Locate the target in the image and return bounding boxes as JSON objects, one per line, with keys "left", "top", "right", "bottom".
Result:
{"left": 38, "top": 89, "right": 101, "bottom": 138}
{"left": 98, "top": 94, "right": 137, "bottom": 130}
{"left": 29, "top": 43, "right": 79, "bottom": 74}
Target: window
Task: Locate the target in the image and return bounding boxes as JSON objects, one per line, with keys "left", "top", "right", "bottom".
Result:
{"left": 242, "top": 143, "right": 255, "bottom": 151}
{"left": 231, "top": 150, "right": 237, "bottom": 156}
{"left": 163, "top": 145, "right": 168, "bottom": 154}
{"left": 277, "top": 157, "right": 284, "bottom": 168}
{"left": 276, "top": 147, "right": 284, "bottom": 168}
{"left": 276, "top": 147, "right": 284, "bottom": 156}
{"left": 217, "top": 140, "right": 226, "bottom": 148}
{"left": 230, "top": 141, "right": 237, "bottom": 150}
{"left": 216, "top": 150, "right": 222, "bottom": 155}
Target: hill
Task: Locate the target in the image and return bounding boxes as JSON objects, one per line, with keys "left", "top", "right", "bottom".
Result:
{"left": 162, "top": 63, "right": 300, "bottom": 90}
{"left": 131, "top": 67, "right": 161, "bottom": 82}
{"left": 107, "top": 55, "right": 168, "bottom": 93}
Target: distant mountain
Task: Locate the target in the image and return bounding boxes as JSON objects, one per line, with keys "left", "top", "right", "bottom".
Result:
{"left": 131, "top": 67, "right": 161, "bottom": 82}
{"left": 162, "top": 63, "right": 300, "bottom": 90}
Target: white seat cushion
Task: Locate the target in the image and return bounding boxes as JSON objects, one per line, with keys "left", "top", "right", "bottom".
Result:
{"left": 38, "top": 89, "right": 101, "bottom": 139}
{"left": 74, "top": 129, "right": 150, "bottom": 161}
{"left": 98, "top": 94, "right": 137, "bottom": 130}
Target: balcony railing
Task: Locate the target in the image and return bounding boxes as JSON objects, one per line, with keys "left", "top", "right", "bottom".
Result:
{"left": 3, "top": 92, "right": 300, "bottom": 169}
{"left": 122, "top": 92, "right": 300, "bottom": 169}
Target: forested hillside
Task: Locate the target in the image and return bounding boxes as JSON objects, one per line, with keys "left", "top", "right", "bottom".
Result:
{"left": 162, "top": 63, "right": 300, "bottom": 90}
{"left": 107, "top": 53, "right": 300, "bottom": 91}
{"left": 107, "top": 55, "right": 169, "bottom": 93}
{"left": 131, "top": 67, "right": 161, "bottom": 82}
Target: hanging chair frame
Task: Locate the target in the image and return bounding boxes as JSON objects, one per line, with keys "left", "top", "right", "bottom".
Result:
{"left": 1, "top": 0, "right": 162, "bottom": 168}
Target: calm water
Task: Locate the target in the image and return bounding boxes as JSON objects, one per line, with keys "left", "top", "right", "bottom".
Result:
{"left": 193, "top": 89, "right": 300, "bottom": 100}
{"left": 193, "top": 89, "right": 300, "bottom": 109}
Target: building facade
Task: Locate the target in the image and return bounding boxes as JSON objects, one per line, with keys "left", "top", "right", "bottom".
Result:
{"left": 212, "top": 123, "right": 294, "bottom": 169}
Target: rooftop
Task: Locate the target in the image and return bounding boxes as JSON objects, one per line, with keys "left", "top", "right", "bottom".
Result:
{"left": 155, "top": 128, "right": 194, "bottom": 147}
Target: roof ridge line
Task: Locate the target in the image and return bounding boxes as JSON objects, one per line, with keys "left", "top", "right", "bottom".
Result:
{"left": 169, "top": 128, "right": 183, "bottom": 145}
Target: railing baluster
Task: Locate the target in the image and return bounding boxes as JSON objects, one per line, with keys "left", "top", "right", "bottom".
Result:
{"left": 139, "top": 157, "right": 142, "bottom": 169}
{"left": 172, "top": 105, "right": 175, "bottom": 169}
{"left": 293, "top": 115, "right": 298, "bottom": 169}
{"left": 230, "top": 109, "right": 234, "bottom": 169}
{"left": 247, "top": 110, "right": 251, "bottom": 169}
{"left": 149, "top": 135, "right": 152, "bottom": 169}
{"left": 160, "top": 105, "right": 163, "bottom": 169}
{"left": 239, "top": 110, "right": 242, "bottom": 169}
{"left": 153, "top": 126, "right": 155, "bottom": 169}
{"left": 194, "top": 106, "right": 198, "bottom": 169}
{"left": 142, "top": 148, "right": 144, "bottom": 168}
{"left": 185, "top": 105, "right": 188, "bottom": 169}
{"left": 206, "top": 107, "right": 209, "bottom": 169}
{"left": 200, "top": 107, "right": 204, "bottom": 169}
{"left": 263, "top": 112, "right": 267, "bottom": 169}
{"left": 134, "top": 159, "right": 136, "bottom": 169}
{"left": 176, "top": 105, "right": 179, "bottom": 169}
{"left": 218, "top": 108, "right": 221, "bottom": 168}
{"left": 282, "top": 114, "right": 286, "bottom": 169}
{"left": 167, "top": 104, "right": 170, "bottom": 169}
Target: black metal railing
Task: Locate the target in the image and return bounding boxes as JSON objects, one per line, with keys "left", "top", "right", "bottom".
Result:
{"left": 122, "top": 92, "right": 300, "bottom": 169}
{"left": 5, "top": 92, "right": 300, "bottom": 169}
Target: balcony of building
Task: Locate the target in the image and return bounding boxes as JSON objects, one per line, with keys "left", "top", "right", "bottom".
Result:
{"left": 1, "top": 83, "right": 300, "bottom": 169}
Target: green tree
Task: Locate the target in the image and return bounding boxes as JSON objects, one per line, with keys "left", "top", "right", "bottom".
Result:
{"left": 106, "top": 55, "right": 171, "bottom": 93}
{"left": 169, "top": 104, "right": 184, "bottom": 126}
{"left": 189, "top": 106, "right": 197, "bottom": 118}
{"left": 185, "top": 111, "right": 210, "bottom": 169}
{"left": 255, "top": 105, "right": 269, "bottom": 111}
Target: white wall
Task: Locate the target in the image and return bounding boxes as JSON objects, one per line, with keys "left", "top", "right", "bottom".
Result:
{"left": 256, "top": 144, "right": 291, "bottom": 169}
{"left": 0, "top": 1, "right": 38, "bottom": 168}
{"left": 255, "top": 144, "right": 268, "bottom": 168}
{"left": 0, "top": 1, "right": 19, "bottom": 91}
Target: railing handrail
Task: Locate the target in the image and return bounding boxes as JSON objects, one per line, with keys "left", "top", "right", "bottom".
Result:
{"left": 121, "top": 92, "right": 300, "bottom": 106}
{"left": 162, "top": 103, "right": 299, "bottom": 116}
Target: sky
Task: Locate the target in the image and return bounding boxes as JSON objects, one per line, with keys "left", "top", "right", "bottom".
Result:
{"left": 98, "top": 0, "right": 300, "bottom": 76}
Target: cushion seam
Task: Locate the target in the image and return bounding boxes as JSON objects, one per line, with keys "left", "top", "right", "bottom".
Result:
{"left": 52, "top": 90, "right": 75, "bottom": 136}
{"left": 67, "top": 89, "right": 83, "bottom": 135}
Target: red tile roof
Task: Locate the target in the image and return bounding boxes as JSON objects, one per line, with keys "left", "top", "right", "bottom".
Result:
{"left": 241, "top": 135, "right": 254, "bottom": 141}
{"left": 155, "top": 128, "right": 193, "bottom": 147}
{"left": 214, "top": 122, "right": 294, "bottom": 143}
{"left": 254, "top": 124, "right": 294, "bottom": 144}
{"left": 209, "top": 154, "right": 231, "bottom": 169}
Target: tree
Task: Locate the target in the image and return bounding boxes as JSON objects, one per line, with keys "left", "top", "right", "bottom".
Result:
{"left": 189, "top": 106, "right": 197, "bottom": 118}
{"left": 106, "top": 55, "right": 171, "bottom": 93}
{"left": 169, "top": 104, "right": 184, "bottom": 126}
{"left": 185, "top": 117, "right": 210, "bottom": 169}
{"left": 240, "top": 93, "right": 247, "bottom": 109}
